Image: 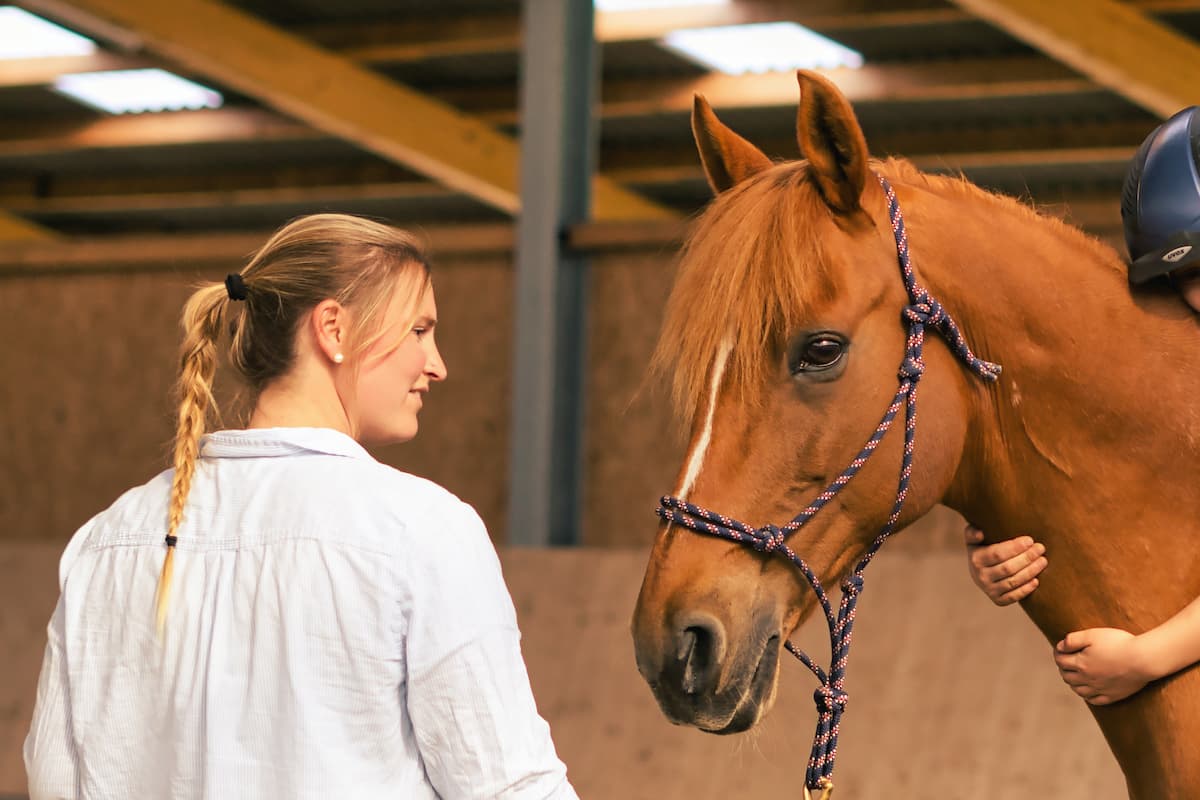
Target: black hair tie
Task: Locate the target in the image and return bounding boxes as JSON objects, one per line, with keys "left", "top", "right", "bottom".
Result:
{"left": 225, "top": 273, "right": 248, "bottom": 301}
{"left": 165, "top": 535, "right": 178, "bottom": 548}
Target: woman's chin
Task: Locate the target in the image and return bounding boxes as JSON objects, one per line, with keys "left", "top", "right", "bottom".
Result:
{"left": 359, "top": 418, "right": 419, "bottom": 447}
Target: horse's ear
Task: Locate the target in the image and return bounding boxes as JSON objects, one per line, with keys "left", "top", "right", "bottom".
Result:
{"left": 795, "top": 70, "right": 869, "bottom": 214}
{"left": 692, "top": 94, "right": 773, "bottom": 194}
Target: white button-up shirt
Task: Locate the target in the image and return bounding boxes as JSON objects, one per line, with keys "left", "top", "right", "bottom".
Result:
{"left": 25, "top": 427, "right": 577, "bottom": 800}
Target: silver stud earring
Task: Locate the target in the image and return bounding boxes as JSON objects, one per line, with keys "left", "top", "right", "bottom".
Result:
{"left": 333, "top": 353, "right": 344, "bottom": 364}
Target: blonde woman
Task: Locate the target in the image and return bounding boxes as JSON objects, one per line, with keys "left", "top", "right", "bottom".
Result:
{"left": 24, "top": 214, "right": 578, "bottom": 799}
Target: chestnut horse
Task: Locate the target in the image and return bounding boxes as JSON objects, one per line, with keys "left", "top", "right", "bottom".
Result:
{"left": 631, "top": 70, "right": 1200, "bottom": 799}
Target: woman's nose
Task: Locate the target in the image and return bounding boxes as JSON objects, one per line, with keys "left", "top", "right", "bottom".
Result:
{"left": 427, "top": 346, "right": 448, "bottom": 381}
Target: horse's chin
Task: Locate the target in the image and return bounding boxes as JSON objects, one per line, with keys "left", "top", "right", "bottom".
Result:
{"left": 651, "top": 634, "right": 781, "bottom": 735}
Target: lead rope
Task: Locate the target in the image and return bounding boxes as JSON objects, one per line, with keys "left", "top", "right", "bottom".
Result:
{"left": 656, "top": 174, "right": 1002, "bottom": 796}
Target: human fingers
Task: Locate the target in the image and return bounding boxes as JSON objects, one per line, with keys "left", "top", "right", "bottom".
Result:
{"left": 970, "top": 536, "right": 1040, "bottom": 569}
{"left": 979, "top": 544, "right": 1046, "bottom": 582}
{"left": 1086, "top": 694, "right": 1114, "bottom": 706}
{"left": 1058, "top": 666, "right": 1087, "bottom": 686}
{"left": 985, "top": 550, "right": 1047, "bottom": 591}
{"left": 963, "top": 524, "right": 985, "bottom": 545}
{"left": 1069, "top": 683, "right": 1099, "bottom": 701}
{"left": 994, "top": 576, "right": 1039, "bottom": 606}
{"left": 1057, "top": 630, "right": 1091, "bottom": 654}
{"left": 1054, "top": 650, "right": 1081, "bottom": 673}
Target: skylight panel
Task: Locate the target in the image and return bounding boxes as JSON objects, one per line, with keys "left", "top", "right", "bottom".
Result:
{"left": 0, "top": 6, "right": 96, "bottom": 59}
{"left": 53, "top": 68, "right": 224, "bottom": 114}
{"left": 594, "top": 0, "right": 727, "bottom": 11}
{"left": 661, "top": 21, "right": 864, "bottom": 75}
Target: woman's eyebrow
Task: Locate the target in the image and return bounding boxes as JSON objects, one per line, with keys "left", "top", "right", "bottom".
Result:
{"left": 414, "top": 316, "right": 437, "bottom": 327}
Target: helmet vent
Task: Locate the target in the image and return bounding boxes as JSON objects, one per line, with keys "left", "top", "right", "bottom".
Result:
{"left": 1121, "top": 133, "right": 1154, "bottom": 228}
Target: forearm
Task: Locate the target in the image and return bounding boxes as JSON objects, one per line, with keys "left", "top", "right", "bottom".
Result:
{"left": 410, "top": 629, "right": 577, "bottom": 799}
{"left": 1135, "top": 593, "right": 1200, "bottom": 681}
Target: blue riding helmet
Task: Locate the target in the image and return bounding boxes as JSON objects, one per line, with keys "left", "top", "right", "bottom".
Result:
{"left": 1121, "top": 106, "right": 1200, "bottom": 283}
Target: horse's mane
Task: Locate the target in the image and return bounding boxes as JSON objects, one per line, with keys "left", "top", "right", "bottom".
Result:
{"left": 653, "top": 156, "right": 1125, "bottom": 421}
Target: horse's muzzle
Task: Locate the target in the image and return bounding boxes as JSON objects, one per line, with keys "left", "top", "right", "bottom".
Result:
{"left": 636, "top": 611, "right": 782, "bottom": 734}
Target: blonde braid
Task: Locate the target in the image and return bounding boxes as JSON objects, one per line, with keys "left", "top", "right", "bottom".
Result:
{"left": 157, "top": 283, "right": 228, "bottom": 634}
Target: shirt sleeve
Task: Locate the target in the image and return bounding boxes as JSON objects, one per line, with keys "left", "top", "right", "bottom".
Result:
{"left": 403, "top": 502, "right": 578, "bottom": 800}
{"left": 24, "top": 595, "right": 79, "bottom": 800}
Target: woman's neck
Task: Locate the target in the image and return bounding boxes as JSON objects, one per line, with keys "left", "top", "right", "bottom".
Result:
{"left": 247, "top": 368, "right": 353, "bottom": 436}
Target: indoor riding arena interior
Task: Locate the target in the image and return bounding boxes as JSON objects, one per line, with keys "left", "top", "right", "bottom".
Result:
{"left": 9, "top": 0, "right": 1196, "bottom": 797}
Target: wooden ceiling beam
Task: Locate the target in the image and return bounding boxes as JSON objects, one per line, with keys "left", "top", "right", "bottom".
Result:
{"left": 599, "top": 115, "right": 1154, "bottom": 172}
{"left": 469, "top": 58, "right": 1089, "bottom": 127}
{"left": 0, "top": 54, "right": 1113, "bottom": 160}
{"left": 7, "top": 0, "right": 1198, "bottom": 78}
{"left": 948, "top": 0, "right": 1200, "bottom": 118}
{"left": 0, "top": 108, "right": 317, "bottom": 158}
{"left": 21, "top": 0, "right": 673, "bottom": 221}
{"left": 1, "top": 181, "right": 455, "bottom": 214}
{"left": 1, "top": 147, "right": 1134, "bottom": 217}
{"left": 0, "top": 192, "right": 1127, "bottom": 274}
{"left": 608, "top": 148, "right": 1135, "bottom": 182}
{"left": 0, "top": 223, "right": 516, "bottom": 275}
{"left": 10, "top": 161, "right": 419, "bottom": 197}
{"left": 0, "top": 212, "right": 58, "bottom": 241}
{"left": 0, "top": 52, "right": 148, "bottom": 88}
{"left": 301, "top": 0, "right": 1200, "bottom": 64}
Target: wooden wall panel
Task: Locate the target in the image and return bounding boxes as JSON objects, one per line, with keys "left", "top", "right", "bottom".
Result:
{"left": 0, "top": 254, "right": 513, "bottom": 544}
{"left": 582, "top": 248, "right": 681, "bottom": 547}
{"left": 0, "top": 242, "right": 975, "bottom": 553}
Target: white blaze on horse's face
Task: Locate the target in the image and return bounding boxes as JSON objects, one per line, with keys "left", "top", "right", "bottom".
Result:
{"left": 676, "top": 337, "right": 732, "bottom": 500}
{"left": 635, "top": 70, "right": 905, "bottom": 738}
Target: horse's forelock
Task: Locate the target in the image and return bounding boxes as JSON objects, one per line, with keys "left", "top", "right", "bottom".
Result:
{"left": 652, "top": 163, "right": 842, "bottom": 422}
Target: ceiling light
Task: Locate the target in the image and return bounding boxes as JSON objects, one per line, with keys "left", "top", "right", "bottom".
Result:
{"left": 661, "top": 21, "right": 864, "bottom": 75}
{"left": 594, "top": 0, "right": 727, "bottom": 11}
{"left": 0, "top": 6, "right": 96, "bottom": 59}
{"left": 53, "top": 68, "right": 224, "bottom": 114}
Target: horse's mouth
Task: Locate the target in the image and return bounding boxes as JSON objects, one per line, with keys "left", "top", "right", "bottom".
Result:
{"left": 651, "top": 633, "right": 781, "bottom": 734}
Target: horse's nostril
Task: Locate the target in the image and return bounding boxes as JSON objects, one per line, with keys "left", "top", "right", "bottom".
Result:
{"left": 677, "top": 627, "right": 697, "bottom": 663}
{"left": 678, "top": 617, "right": 723, "bottom": 696}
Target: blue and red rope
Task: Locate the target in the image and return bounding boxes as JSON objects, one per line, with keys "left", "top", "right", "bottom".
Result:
{"left": 656, "top": 174, "right": 1001, "bottom": 792}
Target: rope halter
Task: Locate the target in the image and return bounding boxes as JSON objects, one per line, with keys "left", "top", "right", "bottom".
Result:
{"left": 656, "top": 173, "right": 1001, "bottom": 794}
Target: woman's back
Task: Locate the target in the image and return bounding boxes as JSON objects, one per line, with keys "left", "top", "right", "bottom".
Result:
{"left": 26, "top": 427, "right": 570, "bottom": 799}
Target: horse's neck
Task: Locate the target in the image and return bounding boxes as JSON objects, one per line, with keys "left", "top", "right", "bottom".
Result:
{"left": 909, "top": 189, "right": 1200, "bottom": 786}
{"left": 904, "top": 189, "right": 1200, "bottom": 788}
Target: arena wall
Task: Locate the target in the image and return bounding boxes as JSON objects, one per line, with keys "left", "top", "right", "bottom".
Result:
{"left": 1, "top": 541, "right": 1124, "bottom": 798}
{"left": 0, "top": 244, "right": 1122, "bottom": 797}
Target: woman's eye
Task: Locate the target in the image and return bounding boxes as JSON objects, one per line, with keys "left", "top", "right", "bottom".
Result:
{"left": 412, "top": 328, "right": 426, "bottom": 339}
{"left": 791, "top": 335, "right": 847, "bottom": 373}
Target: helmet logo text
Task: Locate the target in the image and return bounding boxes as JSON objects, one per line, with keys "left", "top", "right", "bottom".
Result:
{"left": 1163, "top": 245, "right": 1193, "bottom": 263}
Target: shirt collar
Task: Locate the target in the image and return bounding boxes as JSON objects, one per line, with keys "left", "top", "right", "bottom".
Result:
{"left": 200, "top": 427, "right": 376, "bottom": 462}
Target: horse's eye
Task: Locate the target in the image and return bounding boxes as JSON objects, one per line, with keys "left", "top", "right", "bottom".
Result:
{"left": 791, "top": 335, "right": 847, "bottom": 374}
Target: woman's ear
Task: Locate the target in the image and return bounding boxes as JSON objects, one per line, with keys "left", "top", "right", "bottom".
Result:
{"left": 310, "top": 299, "right": 347, "bottom": 365}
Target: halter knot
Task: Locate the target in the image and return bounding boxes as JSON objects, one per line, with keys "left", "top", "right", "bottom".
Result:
{"left": 813, "top": 685, "right": 848, "bottom": 714}
{"left": 840, "top": 573, "right": 864, "bottom": 598}
{"left": 752, "top": 524, "right": 786, "bottom": 554}
{"left": 898, "top": 355, "right": 924, "bottom": 381}
{"left": 902, "top": 295, "right": 945, "bottom": 328}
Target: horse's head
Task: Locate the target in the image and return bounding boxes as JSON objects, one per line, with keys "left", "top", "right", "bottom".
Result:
{"left": 631, "top": 71, "right": 980, "bottom": 734}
